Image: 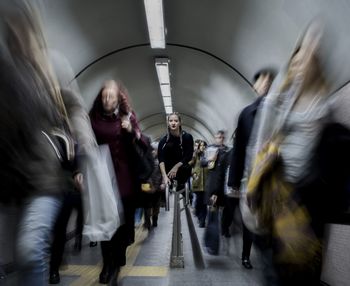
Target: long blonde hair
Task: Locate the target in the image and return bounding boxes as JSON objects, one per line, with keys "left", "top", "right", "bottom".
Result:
{"left": 4, "top": 1, "right": 70, "bottom": 127}
{"left": 279, "top": 20, "right": 329, "bottom": 95}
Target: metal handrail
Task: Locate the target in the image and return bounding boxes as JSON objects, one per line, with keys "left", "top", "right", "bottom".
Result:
{"left": 168, "top": 180, "right": 204, "bottom": 269}
{"left": 169, "top": 180, "right": 186, "bottom": 268}
{"left": 165, "top": 184, "right": 170, "bottom": 211}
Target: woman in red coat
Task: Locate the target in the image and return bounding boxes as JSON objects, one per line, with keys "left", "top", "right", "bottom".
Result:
{"left": 90, "top": 80, "right": 145, "bottom": 284}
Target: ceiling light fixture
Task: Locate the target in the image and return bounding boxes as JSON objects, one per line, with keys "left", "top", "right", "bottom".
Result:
{"left": 165, "top": 106, "right": 173, "bottom": 114}
{"left": 155, "top": 58, "right": 173, "bottom": 115}
{"left": 144, "top": 0, "right": 165, "bottom": 49}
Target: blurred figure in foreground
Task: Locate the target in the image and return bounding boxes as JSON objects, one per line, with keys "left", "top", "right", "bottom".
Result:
{"left": 90, "top": 80, "right": 146, "bottom": 284}
{"left": 246, "top": 19, "right": 350, "bottom": 285}
{"left": 0, "top": 2, "right": 75, "bottom": 285}
{"left": 227, "top": 69, "right": 275, "bottom": 269}
{"left": 142, "top": 141, "right": 163, "bottom": 230}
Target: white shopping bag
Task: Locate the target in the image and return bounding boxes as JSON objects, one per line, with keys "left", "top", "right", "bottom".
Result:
{"left": 82, "top": 145, "right": 123, "bottom": 241}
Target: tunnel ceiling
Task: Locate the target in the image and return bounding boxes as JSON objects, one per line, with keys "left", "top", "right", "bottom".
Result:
{"left": 40, "top": 0, "right": 350, "bottom": 142}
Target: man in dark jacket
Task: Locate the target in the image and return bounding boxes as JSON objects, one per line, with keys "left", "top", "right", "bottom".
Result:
{"left": 202, "top": 130, "right": 230, "bottom": 209}
{"left": 227, "top": 69, "right": 275, "bottom": 269}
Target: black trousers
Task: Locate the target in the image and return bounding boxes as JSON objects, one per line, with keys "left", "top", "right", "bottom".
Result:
{"left": 50, "top": 191, "right": 83, "bottom": 272}
{"left": 100, "top": 197, "right": 135, "bottom": 268}
{"left": 221, "top": 197, "right": 253, "bottom": 258}
{"left": 144, "top": 191, "right": 161, "bottom": 225}
{"left": 194, "top": 192, "right": 207, "bottom": 225}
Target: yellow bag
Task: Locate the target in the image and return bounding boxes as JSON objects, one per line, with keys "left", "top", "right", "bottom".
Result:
{"left": 246, "top": 137, "right": 321, "bottom": 266}
{"left": 141, "top": 183, "right": 155, "bottom": 193}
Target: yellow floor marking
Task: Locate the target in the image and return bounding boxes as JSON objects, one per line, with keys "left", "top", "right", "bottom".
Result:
{"left": 66, "top": 225, "right": 167, "bottom": 285}
{"left": 125, "top": 226, "right": 148, "bottom": 266}
{"left": 119, "top": 266, "right": 168, "bottom": 278}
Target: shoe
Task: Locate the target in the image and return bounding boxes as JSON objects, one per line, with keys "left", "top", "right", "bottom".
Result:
{"left": 222, "top": 229, "right": 231, "bottom": 238}
{"left": 99, "top": 266, "right": 119, "bottom": 284}
{"left": 242, "top": 258, "right": 253, "bottom": 269}
{"left": 73, "top": 238, "right": 82, "bottom": 253}
{"left": 143, "top": 222, "right": 151, "bottom": 230}
{"left": 199, "top": 221, "right": 205, "bottom": 228}
{"left": 89, "top": 241, "right": 98, "bottom": 247}
{"left": 152, "top": 216, "right": 158, "bottom": 227}
{"left": 99, "top": 266, "right": 112, "bottom": 284}
{"left": 49, "top": 271, "right": 60, "bottom": 284}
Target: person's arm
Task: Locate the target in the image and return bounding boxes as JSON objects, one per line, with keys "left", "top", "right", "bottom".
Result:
{"left": 159, "top": 162, "right": 170, "bottom": 185}
{"left": 158, "top": 137, "right": 170, "bottom": 185}
{"left": 122, "top": 111, "right": 142, "bottom": 140}
{"left": 167, "top": 161, "right": 183, "bottom": 179}
{"left": 228, "top": 112, "right": 247, "bottom": 190}
{"left": 181, "top": 133, "right": 194, "bottom": 165}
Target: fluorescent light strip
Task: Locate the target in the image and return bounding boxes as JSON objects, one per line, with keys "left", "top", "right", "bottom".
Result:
{"left": 155, "top": 58, "right": 173, "bottom": 115}
{"left": 165, "top": 106, "right": 173, "bottom": 114}
{"left": 144, "top": 0, "right": 165, "bottom": 49}
{"left": 155, "top": 63, "right": 170, "bottom": 84}
{"left": 160, "top": 84, "right": 171, "bottom": 98}
{"left": 162, "top": 96, "right": 172, "bottom": 106}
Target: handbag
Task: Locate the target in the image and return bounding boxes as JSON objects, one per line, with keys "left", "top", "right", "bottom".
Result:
{"left": 205, "top": 146, "right": 218, "bottom": 170}
{"left": 203, "top": 205, "right": 220, "bottom": 255}
{"left": 82, "top": 145, "right": 123, "bottom": 241}
{"left": 133, "top": 135, "right": 154, "bottom": 183}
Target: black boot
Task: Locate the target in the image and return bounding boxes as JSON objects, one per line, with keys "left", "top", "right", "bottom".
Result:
{"left": 143, "top": 209, "right": 151, "bottom": 230}
{"left": 152, "top": 215, "right": 158, "bottom": 227}
{"left": 242, "top": 257, "right": 253, "bottom": 269}
{"left": 99, "top": 264, "right": 112, "bottom": 284}
{"left": 99, "top": 265, "right": 120, "bottom": 284}
{"left": 49, "top": 270, "right": 60, "bottom": 284}
{"left": 73, "top": 235, "right": 82, "bottom": 253}
{"left": 89, "top": 241, "right": 98, "bottom": 247}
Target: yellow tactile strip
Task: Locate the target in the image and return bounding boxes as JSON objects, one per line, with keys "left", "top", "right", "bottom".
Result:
{"left": 60, "top": 226, "right": 168, "bottom": 285}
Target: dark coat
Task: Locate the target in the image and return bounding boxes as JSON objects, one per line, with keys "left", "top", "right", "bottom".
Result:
{"left": 0, "top": 51, "right": 70, "bottom": 204}
{"left": 202, "top": 144, "right": 230, "bottom": 206}
{"left": 90, "top": 111, "right": 145, "bottom": 199}
{"left": 228, "top": 97, "right": 263, "bottom": 189}
{"left": 296, "top": 122, "right": 350, "bottom": 235}
{"left": 158, "top": 131, "right": 194, "bottom": 184}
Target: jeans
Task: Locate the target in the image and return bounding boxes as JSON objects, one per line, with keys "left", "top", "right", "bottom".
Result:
{"left": 16, "top": 196, "right": 62, "bottom": 286}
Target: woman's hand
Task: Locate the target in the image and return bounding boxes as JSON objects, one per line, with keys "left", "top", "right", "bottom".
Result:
{"left": 74, "top": 172, "right": 84, "bottom": 191}
{"left": 210, "top": 194, "right": 217, "bottom": 206}
{"left": 163, "top": 175, "right": 171, "bottom": 186}
{"left": 121, "top": 117, "right": 132, "bottom": 132}
{"left": 168, "top": 166, "right": 179, "bottom": 179}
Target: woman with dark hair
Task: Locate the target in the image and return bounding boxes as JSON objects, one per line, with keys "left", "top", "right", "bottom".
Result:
{"left": 158, "top": 112, "right": 194, "bottom": 190}
{"left": 89, "top": 79, "right": 146, "bottom": 284}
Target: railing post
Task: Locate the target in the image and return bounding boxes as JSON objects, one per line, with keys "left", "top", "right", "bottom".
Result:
{"left": 185, "top": 182, "right": 189, "bottom": 206}
{"left": 170, "top": 181, "right": 184, "bottom": 268}
{"left": 165, "top": 184, "right": 170, "bottom": 211}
